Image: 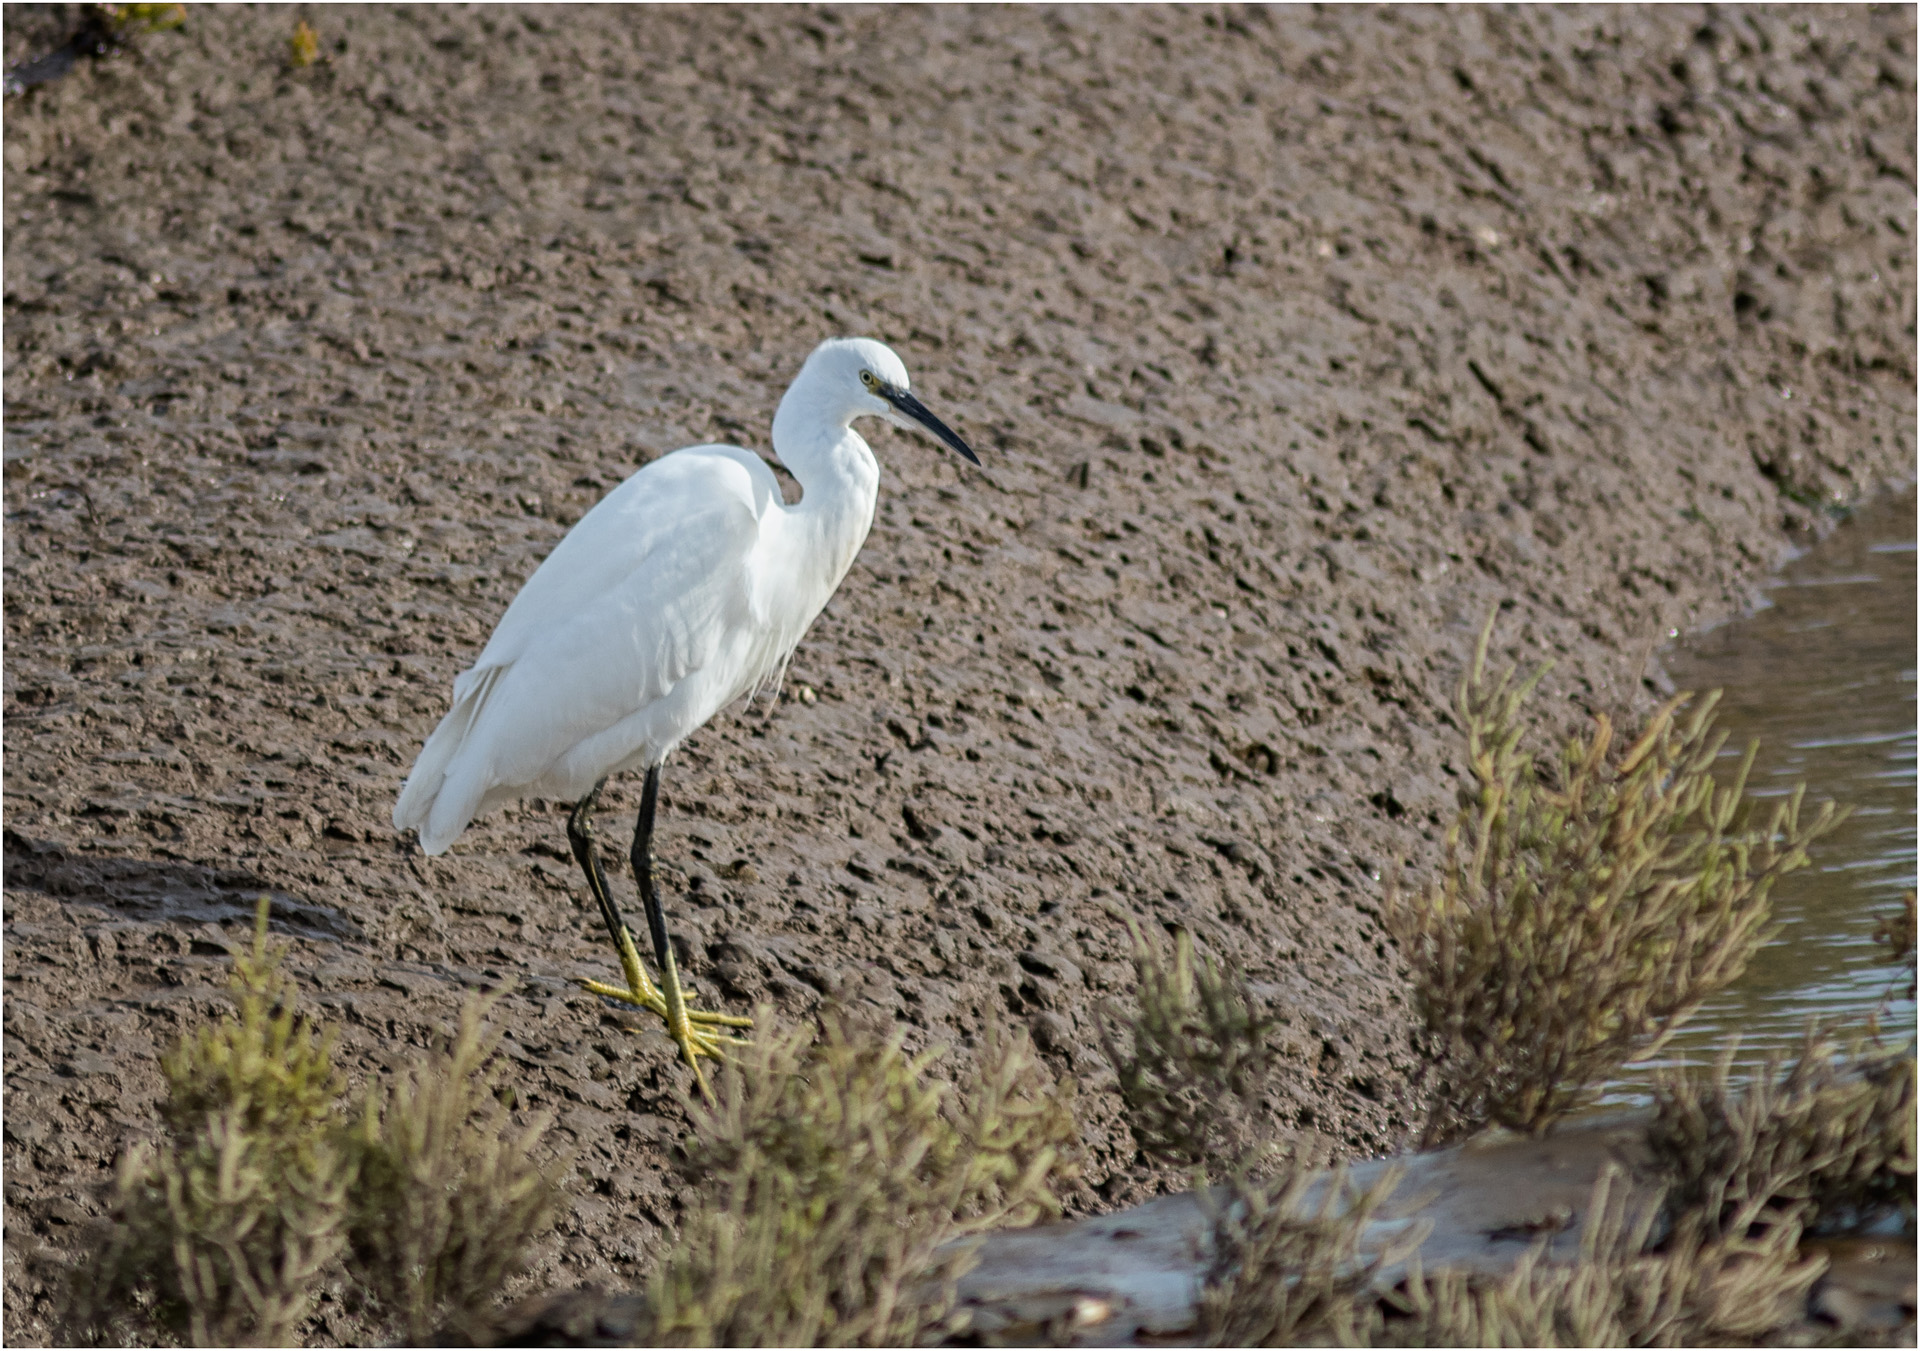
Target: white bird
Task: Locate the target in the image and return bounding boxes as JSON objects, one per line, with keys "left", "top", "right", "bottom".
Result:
{"left": 394, "top": 337, "right": 979, "bottom": 1096}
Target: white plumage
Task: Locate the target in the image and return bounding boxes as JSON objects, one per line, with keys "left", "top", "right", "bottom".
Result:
{"left": 394, "top": 443, "right": 792, "bottom": 852}
{"left": 395, "top": 336, "right": 972, "bottom": 852}
{"left": 390, "top": 336, "right": 978, "bottom": 1093}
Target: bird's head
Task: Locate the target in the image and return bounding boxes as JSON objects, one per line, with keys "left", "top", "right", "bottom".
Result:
{"left": 798, "top": 336, "right": 981, "bottom": 465}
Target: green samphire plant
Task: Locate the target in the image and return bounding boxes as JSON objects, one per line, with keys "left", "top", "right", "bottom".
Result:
{"left": 1388, "top": 618, "right": 1841, "bottom": 1143}
{"left": 67, "top": 902, "right": 349, "bottom": 1347}
{"left": 1095, "top": 912, "right": 1277, "bottom": 1169}
{"left": 639, "top": 1013, "right": 1078, "bottom": 1348}
{"left": 66, "top": 900, "right": 564, "bottom": 1347}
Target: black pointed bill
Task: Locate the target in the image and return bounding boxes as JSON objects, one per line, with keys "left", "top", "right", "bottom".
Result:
{"left": 880, "top": 385, "right": 981, "bottom": 465}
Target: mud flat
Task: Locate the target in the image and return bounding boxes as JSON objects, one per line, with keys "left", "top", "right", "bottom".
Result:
{"left": 3, "top": 6, "right": 1913, "bottom": 1343}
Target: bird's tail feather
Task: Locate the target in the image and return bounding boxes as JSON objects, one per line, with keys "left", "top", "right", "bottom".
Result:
{"left": 393, "top": 666, "right": 503, "bottom": 853}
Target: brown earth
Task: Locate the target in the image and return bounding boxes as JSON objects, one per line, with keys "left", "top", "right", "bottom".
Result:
{"left": 2, "top": 3, "right": 1913, "bottom": 1343}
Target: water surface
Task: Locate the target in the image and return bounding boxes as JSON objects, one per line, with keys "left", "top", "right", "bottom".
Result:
{"left": 1597, "top": 488, "right": 1917, "bottom": 1104}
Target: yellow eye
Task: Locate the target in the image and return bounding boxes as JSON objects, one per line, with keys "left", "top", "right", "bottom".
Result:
{"left": 860, "top": 370, "right": 879, "bottom": 389}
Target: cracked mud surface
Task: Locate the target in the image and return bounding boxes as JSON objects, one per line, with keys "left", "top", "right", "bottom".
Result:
{"left": 4, "top": 4, "right": 1913, "bottom": 1342}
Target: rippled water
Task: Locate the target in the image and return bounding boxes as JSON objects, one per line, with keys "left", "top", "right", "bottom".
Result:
{"left": 1596, "top": 488, "right": 1917, "bottom": 1106}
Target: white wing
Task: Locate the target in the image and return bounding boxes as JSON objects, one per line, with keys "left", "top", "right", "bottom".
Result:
{"left": 394, "top": 446, "right": 783, "bottom": 853}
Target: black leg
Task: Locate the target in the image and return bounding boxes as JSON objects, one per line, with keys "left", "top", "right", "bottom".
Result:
{"left": 630, "top": 765, "right": 674, "bottom": 974}
{"left": 567, "top": 779, "right": 636, "bottom": 960}
{"left": 570, "top": 764, "right": 748, "bottom": 1100}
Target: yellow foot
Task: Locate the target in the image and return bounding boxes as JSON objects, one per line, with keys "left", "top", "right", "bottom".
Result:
{"left": 580, "top": 976, "right": 753, "bottom": 1032}
{"left": 580, "top": 969, "right": 751, "bottom": 1101}
{"left": 578, "top": 925, "right": 752, "bottom": 1100}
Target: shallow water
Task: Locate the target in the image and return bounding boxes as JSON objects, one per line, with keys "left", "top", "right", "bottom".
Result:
{"left": 1596, "top": 489, "right": 1917, "bottom": 1106}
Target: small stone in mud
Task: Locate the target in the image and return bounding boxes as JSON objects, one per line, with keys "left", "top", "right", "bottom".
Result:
{"left": 1030, "top": 1012, "right": 1074, "bottom": 1055}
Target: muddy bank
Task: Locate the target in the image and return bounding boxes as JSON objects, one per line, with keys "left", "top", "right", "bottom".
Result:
{"left": 4, "top": 4, "right": 1913, "bottom": 1342}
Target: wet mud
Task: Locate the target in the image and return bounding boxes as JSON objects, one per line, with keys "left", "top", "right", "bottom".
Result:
{"left": 3, "top": 5, "right": 1913, "bottom": 1342}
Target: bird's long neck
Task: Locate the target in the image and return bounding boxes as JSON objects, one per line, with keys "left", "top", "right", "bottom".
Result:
{"left": 770, "top": 384, "right": 881, "bottom": 587}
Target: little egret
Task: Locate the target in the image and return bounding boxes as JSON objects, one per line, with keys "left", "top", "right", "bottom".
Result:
{"left": 393, "top": 337, "right": 979, "bottom": 1097}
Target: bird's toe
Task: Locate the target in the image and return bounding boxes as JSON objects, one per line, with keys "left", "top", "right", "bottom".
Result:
{"left": 579, "top": 975, "right": 668, "bottom": 1017}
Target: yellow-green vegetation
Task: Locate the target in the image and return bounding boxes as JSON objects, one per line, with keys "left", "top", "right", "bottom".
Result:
{"left": 65, "top": 901, "right": 564, "bottom": 1347}
{"left": 1123, "top": 615, "right": 1905, "bottom": 1348}
{"left": 99, "top": 2, "right": 186, "bottom": 38}
{"left": 1197, "top": 1164, "right": 1411, "bottom": 1347}
{"left": 1650, "top": 1029, "right": 1916, "bottom": 1238}
{"left": 1096, "top": 914, "right": 1420, "bottom": 1346}
{"left": 1173, "top": 1034, "right": 1899, "bottom": 1348}
{"left": 638, "top": 1014, "right": 1078, "bottom": 1347}
{"left": 1387, "top": 618, "right": 1840, "bottom": 1142}
{"left": 1095, "top": 912, "right": 1275, "bottom": 1167}
{"left": 342, "top": 992, "right": 564, "bottom": 1345}
{"left": 66, "top": 901, "right": 349, "bottom": 1347}
{"left": 1379, "top": 1168, "right": 1825, "bottom": 1348}
{"left": 286, "top": 19, "right": 320, "bottom": 69}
